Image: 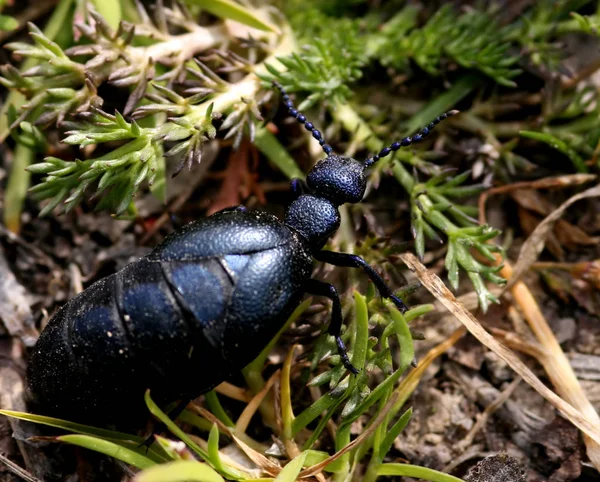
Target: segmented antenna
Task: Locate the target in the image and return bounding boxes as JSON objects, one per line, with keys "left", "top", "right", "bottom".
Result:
{"left": 363, "top": 110, "right": 459, "bottom": 168}
{"left": 272, "top": 81, "right": 333, "bottom": 156}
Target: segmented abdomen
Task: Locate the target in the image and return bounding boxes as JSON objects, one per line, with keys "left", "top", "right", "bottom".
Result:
{"left": 27, "top": 256, "right": 234, "bottom": 427}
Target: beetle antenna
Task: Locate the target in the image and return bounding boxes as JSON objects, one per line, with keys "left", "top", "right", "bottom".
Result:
{"left": 272, "top": 81, "right": 334, "bottom": 156}
{"left": 363, "top": 110, "right": 459, "bottom": 168}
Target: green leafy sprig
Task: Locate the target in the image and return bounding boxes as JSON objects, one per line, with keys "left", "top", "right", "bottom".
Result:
{"left": 394, "top": 162, "right": 505, "bottom": 312}
{"left": 28, "top": 110, "right": 161, "bottom": 214}
{"left": 6, "top": 5, "right": 293, "bottom": 215}
{"left": 1, "top": 7, "right": 228, "bottom": 137}
{"left": 261, "top": 11, "right": 367, "bottom": 109}
{"left": 372, "top": 4, "right": 521, "bottom": 87}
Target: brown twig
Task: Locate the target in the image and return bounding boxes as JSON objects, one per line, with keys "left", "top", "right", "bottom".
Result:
{"left": 457, "top": 377, "right": 522, "bottom": 451}
{"left": 477, "top": 173, "right": 597, "bottom": 224}
{"left": 0, "top": 452, "right": 41, "bottom": 482}
{"left": 399, "top": 252, "right": 600, "bottom": 455}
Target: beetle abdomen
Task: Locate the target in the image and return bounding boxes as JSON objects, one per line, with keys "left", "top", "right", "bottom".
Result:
{"left": 27, "top": 257, "right": 233, "bottom": 426}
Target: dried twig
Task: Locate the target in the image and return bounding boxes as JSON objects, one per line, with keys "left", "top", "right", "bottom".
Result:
{"left": 399, "top": 253, "right": 600, "bottom": 454}
{"left": 0, "top": 453, "right": 41, "bottom": 482}
{"left": 499, "top": 261, "right": 600, "bottom": 470}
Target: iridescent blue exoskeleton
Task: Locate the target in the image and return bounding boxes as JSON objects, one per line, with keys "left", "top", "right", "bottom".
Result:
{"left": 27, "top": 81, "right": 457, "bottom": 429}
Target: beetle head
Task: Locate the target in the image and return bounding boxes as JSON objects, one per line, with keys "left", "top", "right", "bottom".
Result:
{"left": 306, "top": 155, "right": 367, "bottom": 206}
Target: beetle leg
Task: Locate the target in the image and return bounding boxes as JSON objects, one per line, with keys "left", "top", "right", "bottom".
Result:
{"left": 305, "top": 279, "right": 360, "bottom": 374}
{"left": 214, "top": 205, "right": 248, "bottom": 214}
{"left": 290, "top": 178, "right": 308, "bottom": 199}
{"left": 314, "top": 251, "right": 408, "bottom": 313}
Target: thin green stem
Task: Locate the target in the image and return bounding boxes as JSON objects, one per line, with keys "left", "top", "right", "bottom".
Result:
{"left": 4, "top": 144, "right": 33, "bottom": 233}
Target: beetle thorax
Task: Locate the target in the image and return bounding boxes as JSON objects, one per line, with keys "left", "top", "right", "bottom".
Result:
{"left": 285, "top": 195, "right": 340, "bottom": 248}
{"left": 285, "top": 155, "right": 368, "bottom": 248}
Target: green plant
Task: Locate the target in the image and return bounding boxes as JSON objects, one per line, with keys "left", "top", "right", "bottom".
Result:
{"left": 371, "top": 4, "right": 521, "bottom": 87}
{"left": 1, "top": 5, "right": 286, "bottom": 214}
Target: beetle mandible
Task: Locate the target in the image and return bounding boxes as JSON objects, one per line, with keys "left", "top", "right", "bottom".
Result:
{"left": 27, "top": 81, "right": 457, "bottom": 428}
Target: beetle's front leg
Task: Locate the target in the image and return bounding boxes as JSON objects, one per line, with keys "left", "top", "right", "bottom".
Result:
{"left": 314, "top": 251, "right": 408, "bottom": 313}
{"left": 305, "top": 279, "right": 359, "bottom": 374}
{"left": 290, "top": 178, "right": 308, "bottom": 199}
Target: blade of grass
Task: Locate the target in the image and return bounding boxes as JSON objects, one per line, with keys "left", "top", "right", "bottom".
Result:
{"left": 204, "top": 391, "right": 234, "bottom": 428}
{"left": 57, "top": 434, "right": 156, "bottom": 469}
{"left": 300, "top": 390, "right": 347, "bottom": 449}
{"left": 292, "top": 293, "right": 370, "bottom": 438}
{"left": 144, "top": 391, "right": 208, "bottom": 462}
{"left": 274, "top": 452, "right": 307, "bottom": 482}
{"left": 4, "top": 143, "right": 33, "bottom": 233}
{"left": 0, "top": 410, "right": 141, "bottom": 442}
{"left": 299, "top": 392, "right": 400, "bottom": 479}
{"left": 134, "top": 460, "right": 224, "bottom": 482}
{"left": 177, "top": 409, "right": 216, "bottom": 433}
{"left": 281, "top": 346, "right": 296, "bottom": 441}
{"left": 386, "top": 302, "right": 414, "bottom": 371}
{"left": 207, "top": 424, "right": 226, "bottom": 475}
{"left": 403, "top": 74, "right": 480, "bottom": 133}
{"left": 377, "top": 463, "right": 465, "bottom": 482}
{"left": 254, "top": 127, "right": 305, "bottom": 180}
{"left": 392, "top": 327, "right": 466, "bottom": 414}
{"left": 303, "top": 450, "right": 345, "bottom": 473}
{"left": 520, "top": 130, "right": 588, "bottom": 173}
{"left": 183, "top": 0, "right": 278, "bottom": 33}
{"left": 243, "top": 298, "right": 312, "bottom": 428}
{"left": 1, "top": 0, "right": 75, "bottom": 232}
{"left": 235, "top": 370, "right": 279, "bottom": 436}
{"left": 377, "top": 408, "right": 412, "bottom": 464}
{"left": 351, "top": 291, "right": 369, "bottom": 371}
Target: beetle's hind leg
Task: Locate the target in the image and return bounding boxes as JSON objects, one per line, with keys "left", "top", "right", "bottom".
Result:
{"left": 314, "top": 250, "right": 409, "bottom": 313}
{"left": 305, "top": 279, "right": 359, "bottom": 374}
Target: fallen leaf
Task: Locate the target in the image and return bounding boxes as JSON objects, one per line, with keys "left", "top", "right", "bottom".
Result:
{"left": 554, "top": 219, "right": 600, "bottom": 247}
{"left": 505, "top": 183, "right": 600, "bottom": 291}
{"left": 0, "top": 247, "right": 38, "bottom": 346}
{"left": 517, "top": 206, "right": 564, "bottom": 259}
{"left": 510, "top": 189, "right": 553, "bottom": 216}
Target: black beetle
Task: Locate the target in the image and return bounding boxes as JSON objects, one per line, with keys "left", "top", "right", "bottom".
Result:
{"left": 27, "top": 81, "right": 457, "bottom": 428}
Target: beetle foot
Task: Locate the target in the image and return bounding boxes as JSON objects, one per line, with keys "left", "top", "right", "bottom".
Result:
{"left": 336, "top": 336, "right": 360, "bottom": 374}
{"left": 389, "top": 294, "right": 408, "bottom": 314}
{"left": 139, "top": 434, "right": 156, "bottom": 453}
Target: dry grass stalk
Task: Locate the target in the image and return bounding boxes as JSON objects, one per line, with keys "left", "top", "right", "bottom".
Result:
{"left": 399, "top": 253, "right": 600, "bottom": 458}
{"left": 499, "top": 261, "right": 600, "bottom": 470}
